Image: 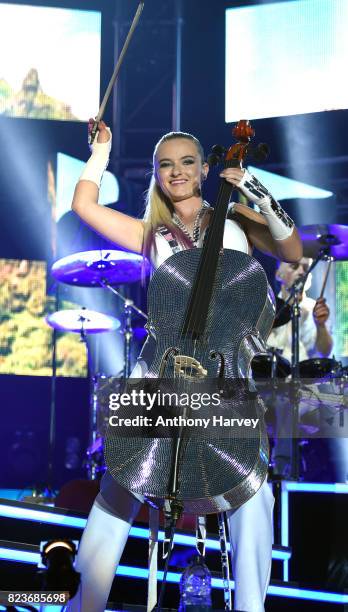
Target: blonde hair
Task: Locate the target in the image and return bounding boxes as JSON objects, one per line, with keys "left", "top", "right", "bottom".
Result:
{"left": 142, "top": 131, "right": 205, "bottom": 261}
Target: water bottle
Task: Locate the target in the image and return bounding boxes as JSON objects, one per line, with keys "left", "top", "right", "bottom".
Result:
{"left": 179, "top": 555, "right": 212, "bottom": 611}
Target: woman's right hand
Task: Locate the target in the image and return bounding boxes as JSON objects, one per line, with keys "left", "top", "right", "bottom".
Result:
{"left": 88, "top": 118, "right": 112, "bottom": 145}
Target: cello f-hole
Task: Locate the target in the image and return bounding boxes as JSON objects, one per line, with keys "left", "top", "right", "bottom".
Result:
{"left": 158, "top": 347, "right": 180, "bottom": 377}
{"left": 210, "top": 350, "right": 225, "bottom": 377}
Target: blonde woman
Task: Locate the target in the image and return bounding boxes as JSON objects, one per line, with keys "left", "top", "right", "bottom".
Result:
{"left": 67, "top": 120, "right": 302, "bottom": 612}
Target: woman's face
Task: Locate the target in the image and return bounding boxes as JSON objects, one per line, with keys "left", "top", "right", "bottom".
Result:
{"left": 154, "top": 138, "right": 207, "bottom": 203}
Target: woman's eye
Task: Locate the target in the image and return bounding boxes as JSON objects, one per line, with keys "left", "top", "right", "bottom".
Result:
{"left": 159, "top": 158, "right": 195, "bottom": 168}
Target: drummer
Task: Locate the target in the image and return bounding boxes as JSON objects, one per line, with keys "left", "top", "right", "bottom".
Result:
{"left": 267, "top": 257, "right": 333, "bottom": 361}
{"left": 268, "top": 257, "right": 334, "bottom": 480}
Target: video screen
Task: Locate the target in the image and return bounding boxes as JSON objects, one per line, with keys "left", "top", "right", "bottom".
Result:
{"left": 336, "top": 262, "right": 348, "bottom": 357}
{"left": 225, "top": 0, "right": 348, "bottom": 121}
{"left": 53, "top": 153, "right": 119, "bottom": 223}
{"left": 0, "top": 3, "right": 101, "bottom": 121}
{"left": 0, "top": 259, "right": 87, "bottom": 377}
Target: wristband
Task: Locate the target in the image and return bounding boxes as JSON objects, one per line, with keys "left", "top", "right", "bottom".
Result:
{"left": 237, "top": 169, "right": 294, "bottom": 240}
{"left": 79, "top": 128, "right": 112, "bottom": 188}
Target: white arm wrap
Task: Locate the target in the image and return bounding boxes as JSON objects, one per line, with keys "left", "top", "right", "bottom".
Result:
{"left": 79, "top": 128, "right": 112, "bottom": 188}
{"left": 237, "top": 169, "right": 294, "bottom": 241}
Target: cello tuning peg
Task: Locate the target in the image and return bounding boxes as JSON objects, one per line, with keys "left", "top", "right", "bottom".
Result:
{"left": 253, "top": 143, "right": 270, "bottom": 162}
{"left": 211, "top": 144, "right": 226, "bottom": 158}
{"left": 207, "top": 153, "right": 220, "bottom": 167}
{"left": 207, "top": 144, "right": 226, "bottom": 167}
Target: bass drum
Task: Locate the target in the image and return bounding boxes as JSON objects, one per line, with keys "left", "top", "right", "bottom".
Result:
{"left": 251, "top": 352, "right": 291, "bottom": 379}
{"left": 86, "top": 375, "right": 124, "bottom": 478}
{"left": 299, "top": 358, "right": 341, "bottom": 379}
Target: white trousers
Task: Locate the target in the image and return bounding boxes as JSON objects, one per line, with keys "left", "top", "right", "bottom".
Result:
{"left": 66, "top": 501, "right": 133, "bottom": 612}
{"left": 66, "top": 479, "right": 274, "bottom": 612}
{"left": 227, "top": 480, "right": 274, "bottom": 612}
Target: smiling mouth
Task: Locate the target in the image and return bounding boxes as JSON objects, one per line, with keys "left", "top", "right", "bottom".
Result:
{"left": 170, "top": 180, "right": 187, "bottom": 185}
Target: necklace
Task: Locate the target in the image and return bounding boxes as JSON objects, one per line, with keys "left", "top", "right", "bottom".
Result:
{"left": 172, "top": 201, "right": 211, "bottom": 245}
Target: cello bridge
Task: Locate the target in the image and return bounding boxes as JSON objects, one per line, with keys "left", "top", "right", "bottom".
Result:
{"left": 173, "top": 355, "right": 207, "bottom": 380}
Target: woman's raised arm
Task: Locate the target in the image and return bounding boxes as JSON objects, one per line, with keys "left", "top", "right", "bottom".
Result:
{"left": 221, "top": 167, "right": 303, "bottom": 262}
{"left": 72, "top": 120, "right": 144, "bottom": 254}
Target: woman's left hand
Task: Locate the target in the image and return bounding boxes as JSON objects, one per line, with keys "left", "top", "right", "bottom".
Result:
{"left": 219, "top": 167, "right": 245, "bottom": 186}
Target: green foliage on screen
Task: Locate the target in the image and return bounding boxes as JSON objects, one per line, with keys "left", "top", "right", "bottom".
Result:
{"left": 0, "top": 259, "right": 87, "bottom": 377}
{"left": 335, "top": 262, "right": 348, "bottom": 356}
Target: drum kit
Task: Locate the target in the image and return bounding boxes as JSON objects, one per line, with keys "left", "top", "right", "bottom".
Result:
{"left": 46, "top": 249, "right": 150, "bottom": 479}
{"left": 253, "top": 223, "right": 348, "bottom": 481}
{"left": 252, "top": 222, "right": 348, "bottom": 383}
{"left": 45, "top": 224, "right": 348, "bottom": 481}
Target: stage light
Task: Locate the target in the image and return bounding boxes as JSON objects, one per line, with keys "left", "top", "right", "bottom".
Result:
{"left": 0, "top": 545, "right": 40, "bottom": 564}
{"left": 281, "top": 486, "right": 289, "bottom": 582}
{"left": 39, "top": 539, "right": 80, "bottom": 599}
{"left": 0, "top": 502, "right": 290, "bottom": 560}
{"left": 247, "top": 166, "right": 332, "bottom": 201}
{"left": 284, "top": 482, "right": 348, "bottom": 493}
{"left": 0, "top": 503, "right": 86, "bottom": 528}
{"left": 1, "top": 544, "right": 347, "bottom": 604}
{"left": 56, "top": 152, "right": 119, "bottom": 221}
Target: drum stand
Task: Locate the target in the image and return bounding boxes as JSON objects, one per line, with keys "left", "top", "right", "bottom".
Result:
{"left": 289, "top": 283, "right": 302, "bottom": 481}
{"left": 75, "top": 316, "right": 101, "bottom": 481}
{"left": 267, "top": 347, "right": 286, "bottom": 545}
{"left": 99, "top": 280, "right": 148, "bottom": 378}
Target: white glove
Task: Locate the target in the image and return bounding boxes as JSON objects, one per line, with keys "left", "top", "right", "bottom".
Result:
{"left": 237, "top": 169, "right": 294, "bottom": 240}
{"left": 79, "top": 127, "right": 112, "bottom": 188}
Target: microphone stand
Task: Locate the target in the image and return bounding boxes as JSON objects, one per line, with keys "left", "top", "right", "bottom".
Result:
{"left": 75, "top": 314, "right": 99, "bottom": 480}
{"left": 283, "top": 251, "right": 328, "bottom": 480}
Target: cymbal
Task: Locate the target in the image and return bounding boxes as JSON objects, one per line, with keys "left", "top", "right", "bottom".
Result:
{"left": 299, "top": 224, "right": 348, "bottom": 260}
{"left": 51, "top": 250, "right": 150, "bottom": 286}
{"left": 46, "top": 309, "right": 121, "bottom": 333}
{"left": 273, "top": 297, "right": 291, "bottom": 328}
